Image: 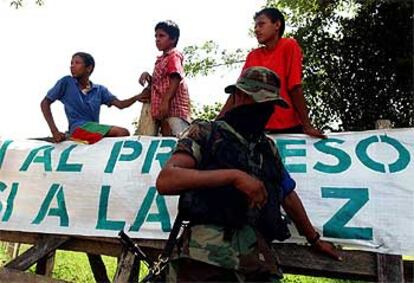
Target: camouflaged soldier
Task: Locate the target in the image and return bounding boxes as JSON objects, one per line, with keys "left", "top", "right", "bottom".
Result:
{"left": 157, "top": 67, "right": 340, "bottom": 282}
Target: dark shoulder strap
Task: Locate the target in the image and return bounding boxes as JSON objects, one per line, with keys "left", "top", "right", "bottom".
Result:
{"left": 198, "top": 120, "right": 220, "bottom": 169}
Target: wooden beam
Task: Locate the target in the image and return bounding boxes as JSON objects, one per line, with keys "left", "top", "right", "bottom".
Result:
{"left": 273, "top": 243, "right": 377, "bottom": 281}
{"left": 376, "top": 253, "right": 404, "bottom": 283}
{"left": 5, "top": 235, "right": 70, "bottom": 271}
{"left": 0, "top": 267, "right": 67, "bottom": 283}
{"left": 87, "top": 253, "right": 110, "bottom": 283}
{"left": 35, "top": 251, "right": 56, "bottom": 277}
{"left": 113, "top": 247, "right": 137, "bottom": 283}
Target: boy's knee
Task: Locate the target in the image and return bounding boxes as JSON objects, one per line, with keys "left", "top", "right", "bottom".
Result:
{"left": 120, "top": 128, "right": 129, "bottom": 137}
{"left": 117, "top": 127, "right": 130, "bottom": 136}
{"left": 107, "top": 126, "right": 130, "bottom": 137}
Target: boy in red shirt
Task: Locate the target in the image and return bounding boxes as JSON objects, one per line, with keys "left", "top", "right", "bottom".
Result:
{"left": 138, "top": 20, "right": 190, "bottom": 137}
{"left": 220, "top": 8, "right": 325, "bottom": 138}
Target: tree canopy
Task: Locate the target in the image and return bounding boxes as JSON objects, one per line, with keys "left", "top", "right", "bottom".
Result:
{"left": 184, "top": 0, "right": 413, "bottom": 131}
{"left": 270, "top": 0, "right": 413, "bottom": 131}
{"left": 183, "top": 41, "right": 246, "bottom": 78}
{"left": 9, "top": 0, "right": 43, "bottom": 8}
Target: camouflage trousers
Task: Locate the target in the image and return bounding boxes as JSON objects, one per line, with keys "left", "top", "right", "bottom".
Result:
{"left": 166, "top": 257, "right": 282, "bottom": 283}
{"left": 165, "top": 225, "right": 283, "bottom": 282}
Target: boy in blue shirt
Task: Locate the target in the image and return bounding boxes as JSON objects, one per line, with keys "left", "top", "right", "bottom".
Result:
{"left": 41, "top": 52, "right": 147, "bottom": 143}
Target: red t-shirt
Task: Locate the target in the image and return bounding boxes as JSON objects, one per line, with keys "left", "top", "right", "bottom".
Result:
{"left": 151, "top": 48, "right": 190, "bottom": 121}
{"left": 242, "top": 38, "right": 303, "bottom": 130}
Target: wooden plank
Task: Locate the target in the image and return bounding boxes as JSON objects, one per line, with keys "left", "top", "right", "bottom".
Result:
{"left": 113, "top": 247, "right": 137, "bottom": 283}
{"left": 0, "top": 267, "right": 68, "bottom": 283}
{"left": 5, "top": 235, "right": 70, "bottom": 271}
{"left": 273, "top": 243, "right": 377, "bottom": 281}
{"left": 35, "top": 251, "right": 56, "bottom": 277}
{"left": 377, "top": 253, "right": 404, "bottom": 283}
{"left": 0, "top": 231, "right": 40, "bottom": 245}
{"left": 87, "top": 253, "right": 110, "bottom": 283}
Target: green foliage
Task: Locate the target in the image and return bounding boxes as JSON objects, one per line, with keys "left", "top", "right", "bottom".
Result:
{"left": 265, "top": 0, "right": 368, "bottom": 26}
{"left": 9, "top": 0, "right": 43, "bottom": 9}
{"left": 0, "top": 244, "right": 11, "bottom": 266}
{"left": 282, "top": 274, "right": 365, "bottom": 283}
{"left": 265, "top": 0, "right": 327, "bottom": 27}
{"left": 183, "top": 40, "right": 246, "bottom": 78}
{"left": 50, "top": 251, "right": 117, "bottom": 282}
{"left": 191, "top": 101, "right": 223, "bottom": 121}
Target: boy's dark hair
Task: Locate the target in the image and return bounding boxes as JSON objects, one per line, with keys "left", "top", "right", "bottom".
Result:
{"left": 254, "top": 7, "right": 285, "bottom": 37}
{"left": 155, "top": 20, "right": 180, "bottom": 47}
{"left": 72, "top": 52, "right": 95, "bottom": 74}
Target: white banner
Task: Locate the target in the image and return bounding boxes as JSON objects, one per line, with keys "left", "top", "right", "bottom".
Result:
{"left": 0, "top": 128, "right": 413, "bottom": 256}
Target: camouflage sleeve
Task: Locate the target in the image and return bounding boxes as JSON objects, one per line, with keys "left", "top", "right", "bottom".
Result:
{"left": 173, "top": 120, "right": 213, "bottom": 166}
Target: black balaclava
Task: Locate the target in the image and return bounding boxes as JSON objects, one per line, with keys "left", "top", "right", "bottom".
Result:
{"left": 221, "top": 101, "right": 275, "bottom": 140}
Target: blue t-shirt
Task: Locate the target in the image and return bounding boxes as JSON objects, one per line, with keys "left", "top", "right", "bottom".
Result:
{"left": 46, "top": 76, "right": 116, "bottom": 133}
{"left": 280, "top": 167, "right": 296, "bottom": 199}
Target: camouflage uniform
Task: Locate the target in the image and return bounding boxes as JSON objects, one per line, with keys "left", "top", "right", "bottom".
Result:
{"left": 167, "top": 120, "right": 295, "bottom": 282}
{"left": 166, "top": 67, "right": 295, "bottom": 282}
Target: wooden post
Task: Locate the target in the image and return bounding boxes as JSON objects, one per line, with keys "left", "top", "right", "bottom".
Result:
{"left": 113, "top": 247, "right": 137, "bottom": 283}
{"left": 404, "top": 260, "right": 413, "bottom": 283}
{"left": 376, "top": 253, "right": 404, "bottom": 283}
{"left": 12, "top": 243, "right": 20, "bottom": 259}
{"left": 373, "top": 119, "right": 404, "bottom": 283}
{"left": 128, "top": 257, "right": 141, "bottom": 283}
{"left": 35, "top": 251, "right": 56, "bottom": 277}
{"left": 87, "top": 253, "right": 110, "bottom": 283}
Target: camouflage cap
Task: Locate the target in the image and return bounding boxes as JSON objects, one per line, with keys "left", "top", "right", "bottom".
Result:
{"left": 224, "top": 67, "right": 289, "bottom": 108}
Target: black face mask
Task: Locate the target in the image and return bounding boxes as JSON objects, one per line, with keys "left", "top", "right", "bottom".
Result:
{"left": 222, "top": 102, "right": 275, "bottom": 139}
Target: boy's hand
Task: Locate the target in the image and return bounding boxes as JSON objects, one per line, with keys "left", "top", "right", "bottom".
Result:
{"left": 303, "top": 125, "right": 327, "bottom": 139}
{"left": 139, "top": 72, "right": 152, "bottom": 86}
{"left": 137, "top": 87, "right": 151, "bottom": 103}
{"left": 52, "top": 130, "right": 66, "bottom": 143}
{"left": 137, "top": 94, "right": 150, "bottom": 103}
